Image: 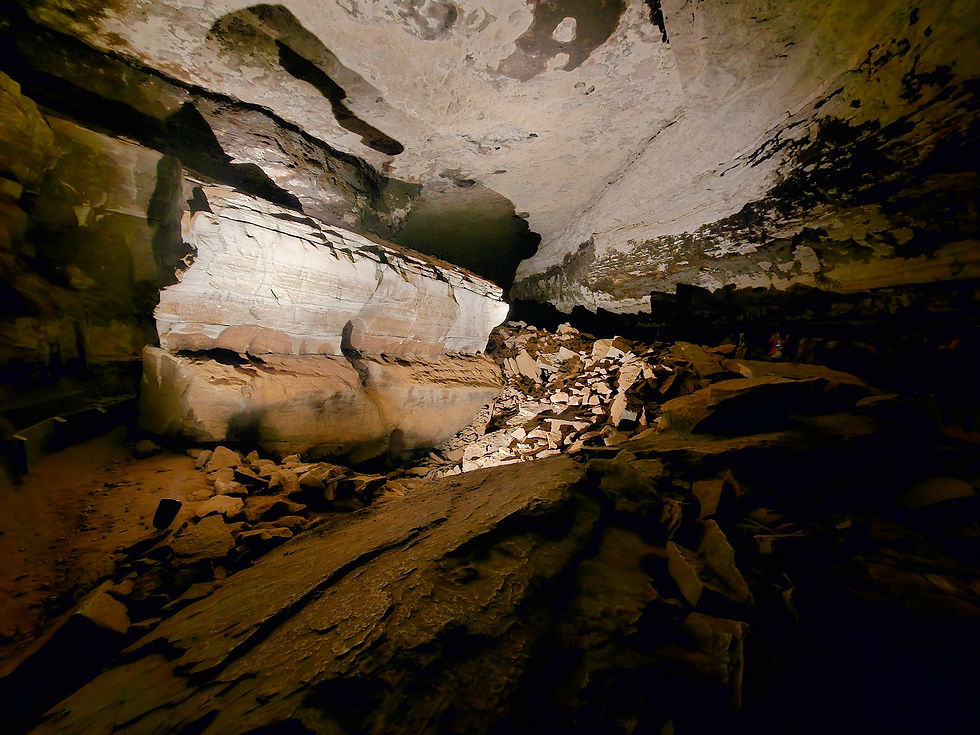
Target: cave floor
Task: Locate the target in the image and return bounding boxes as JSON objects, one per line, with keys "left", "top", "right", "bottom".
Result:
{"left": 0, "top": 429, "right": 210, "bottom": 663}
{"left": 1, "top": 325, "right": 978, "bottom": 734}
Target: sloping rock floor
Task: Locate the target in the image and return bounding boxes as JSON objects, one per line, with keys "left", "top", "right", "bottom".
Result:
{"left": 1, "top": 323, "right": 978, "bottom": 734}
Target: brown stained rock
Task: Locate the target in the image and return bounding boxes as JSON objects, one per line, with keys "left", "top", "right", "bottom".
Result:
{"left": 898, "top": 477, "right": 975, "bottom": 509}
{"left": 233, "top": 465, "right": 265, "bottom": 486}
{"left": 133, "top": 439, "right": 161, "bottom": 459}
{"left": 141, "top": 346, "right": 502, "bottom": 464}
{"left": 242, "top": 496, "right": 306, "bottom": 523}
{"left": 267, "top": 469, "right": 300, "bottom": 496}
{"left": 658, "top": 374, "right": 871, "bottom": 436}
{"left": 668, "top": 542, "right": 704, "bottom": 607}
{"left": 514, "top": 349, "right": 542, "bottom": 382}
{"left": 195, "top": 495, "right": 244, "bottom": 520}
{"left": 0, "top": 580, "right": 130, "bottom": 730}
{"left": 237, "top": 527, "right": 293, "bottom": 553}
{"left": 193, "top": 450, "right": 212, "bottom": 469}
{"left": 697, "top": 521, "right": 754, "bottom": 607}
{"left": 0, "top": 73, "right": 58, "bottom": 188}
{"left": 296, "top": 465, "right": 339, "bottom": 494}
{"left": 170, "top": 515, "right": 236, "bottom": 561}
{"left": 258, "top": 515, "right": 308, "bottom": 532}
{"left": 35, "top": 457, "right": 594, "bottom": 734}
{"left": 676, "top": 613, "right": 749, "bottom": 708}
{"left": 212, "top": 479, "right": 246, "bottom": 497}
{"left": 693, "top": 477, "right": 725, "bottom": 519}
{"left": 669, "top": 342, "right": 734, "bottom": 383}
{"left": 209, "top": 467, "right": 235, "bottom": 485}
{"left": 253, "top": 460, "right": 279, "bottom": 478}
{"left": 560, "top": 526, "right": 661, "bottom": 641}
{"left": 204, "top": 446, "right": 242, "bottom": 473}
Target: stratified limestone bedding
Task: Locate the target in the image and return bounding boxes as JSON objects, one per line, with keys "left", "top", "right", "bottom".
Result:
{"left": 156, "top": 187, "right": 509, "bottom": 358}
{"left": 139, "top": 346, "right": 504, "bottom": 462}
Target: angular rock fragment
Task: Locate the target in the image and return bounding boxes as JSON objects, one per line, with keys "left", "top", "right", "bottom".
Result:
{"left": 151, "top": 498, "right": 182, "bottom": 529}
{"left": 204, "top": 446, "right": 242, "bottom": 473}
{"left": 170, "top": 515, "right": 236, "bottom": 561}
{"left": 195, "top": 495, "right": 244, "bottom": 520}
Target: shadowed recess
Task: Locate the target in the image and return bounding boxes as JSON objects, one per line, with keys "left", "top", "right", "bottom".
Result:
{"left": 395, "top": 180, "right": 541, "bottom": 290}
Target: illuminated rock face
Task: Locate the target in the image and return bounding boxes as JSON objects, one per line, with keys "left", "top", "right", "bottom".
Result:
{"left": 156, "top": 187, "right": 509, "bottom": 357}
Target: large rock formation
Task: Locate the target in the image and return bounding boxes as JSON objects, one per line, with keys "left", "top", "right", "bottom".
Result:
{"left": 8, "top": 0, "right": 980, "bottom": 312}
{"left": 140, "top": 346, "right": 503, "bottom": 462}
{"left": 142, "top": 186, "right": 508, "bottom": 459}
{"left": 158, "top": 187, "right": 508, "bottom": 357}
{"left": 0, "top": 71, "right": 187, "bottom": 387}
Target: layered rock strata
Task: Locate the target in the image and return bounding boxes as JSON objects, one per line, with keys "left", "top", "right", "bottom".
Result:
{"left": 157, "top": 187, "right": 508, "bottom": 357}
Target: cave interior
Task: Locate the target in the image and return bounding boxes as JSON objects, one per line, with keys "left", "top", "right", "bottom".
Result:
{"left": 0, "top": 1, "right": 978, "bottom": 733}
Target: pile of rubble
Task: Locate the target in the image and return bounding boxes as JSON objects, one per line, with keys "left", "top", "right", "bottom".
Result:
{"left": 399, "top": 321, "right": 745, "bottom": 479}
{"left": 113, "top": 448, "right": 403, "bottom": 617}
{"left": 190, "top": 445, "right": 394, "bottom": 511}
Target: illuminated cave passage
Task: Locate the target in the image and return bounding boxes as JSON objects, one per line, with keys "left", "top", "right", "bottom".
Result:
{"left": 0, "top": 2, "right": 978, "bottom": 733}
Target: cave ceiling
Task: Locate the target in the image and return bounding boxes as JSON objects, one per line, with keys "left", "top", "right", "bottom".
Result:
{"left": 11, "top": 0, "right": 980, "bottom": 312}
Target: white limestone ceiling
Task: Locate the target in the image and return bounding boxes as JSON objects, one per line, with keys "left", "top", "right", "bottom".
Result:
{"left": 21, "top": 0, "right": 980, "bottom": 308}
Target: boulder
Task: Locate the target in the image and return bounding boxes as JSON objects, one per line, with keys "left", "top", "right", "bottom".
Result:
{"left": 0, "top": 72, "right": 58, "bottom": 188}
{"left": 156, "top": 187, "right": 508, "bottom": 357}
{"left": 204, "top": 446, "right": 242, "bottom": 473}
{"left": 170, "top": 516, "right": 236, "bottom": 561}
{"left": 133, "top": 439, "right": 161, "bottom": 458}
{"left": 140, "top": 347, "right": 502, "bottom": 463}
{"left": 213, "top": 479, "right": 247, "bottom": 496}
{"left": 0, "top": 581, "right": 129, "bottom": 730}
{"left": 242, "top": 496, "right": 306, "bottom": 523}
{"left": 195, "top": 495, "right": 245, "bottom": 520}
{"left": 659, "top": 374, "right": 871, "bottom": 435}
{"left": 899, "top": 477, "right": 975, "bottom": 509}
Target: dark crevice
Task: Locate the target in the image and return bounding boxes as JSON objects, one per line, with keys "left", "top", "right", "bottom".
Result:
{"left": 644, "top": 0, "right": 669, "bottom": 43}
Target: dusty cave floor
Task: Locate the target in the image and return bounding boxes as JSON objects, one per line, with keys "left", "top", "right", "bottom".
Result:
{"left": 0, "top": 431, "right": 212, "bottom": 657}
{"left": 1, "top": 323, "right": 979, "bottom": 734}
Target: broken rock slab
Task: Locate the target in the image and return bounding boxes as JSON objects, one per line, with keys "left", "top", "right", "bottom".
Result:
{"left": 156, "top": 187, "right": 509, "bottom": 357}
{"left": 139, "top": 346, "right": 503, "bottom": 462}
{"left": 0, "top": 580, "right": 129, "bottom": 731}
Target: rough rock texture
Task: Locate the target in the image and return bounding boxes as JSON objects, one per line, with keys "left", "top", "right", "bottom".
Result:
{"left": 157, "top": 186, "right": 508, "bottom": 357}
{"left": 0, "top": 72, "right": 188, "bottom": 385}
{"left": 13, "top": 0, "right": 980, "bottom": 312}
{"left": 139, "top": 346, "right": 504, "bottom": 461}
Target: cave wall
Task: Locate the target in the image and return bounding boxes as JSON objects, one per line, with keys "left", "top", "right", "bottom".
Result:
{"left": 0, "top": 72, "right": 186, "bottom": 395}
{"left": 10, "top": 0, "right": 978, "bottom": 313}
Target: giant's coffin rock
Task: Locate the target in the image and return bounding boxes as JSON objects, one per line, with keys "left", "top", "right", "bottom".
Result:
{"left": 157, "top": 187, "right": 509, "bottom": 358}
